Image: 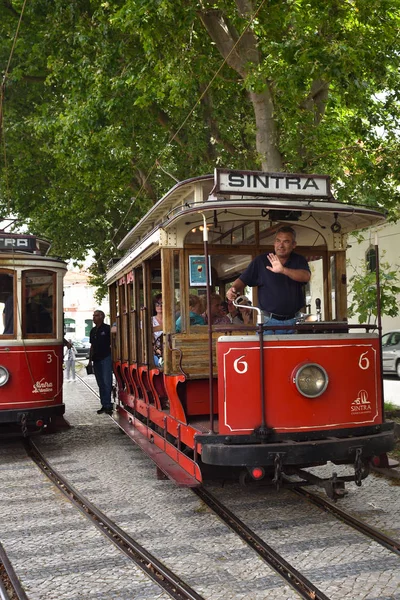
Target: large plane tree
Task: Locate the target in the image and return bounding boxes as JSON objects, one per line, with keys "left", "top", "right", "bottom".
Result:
{"left": 0, "top": 0, "right": 399, "bottom": 275}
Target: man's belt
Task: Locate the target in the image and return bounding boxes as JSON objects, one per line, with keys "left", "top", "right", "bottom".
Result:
{"left": 263, "top": 311, "right": 296, "bottom": 321}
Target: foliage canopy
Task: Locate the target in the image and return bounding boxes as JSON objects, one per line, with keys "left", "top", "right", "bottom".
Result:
{"left": 1, "top": 0, "right": 399, "bottom": 279}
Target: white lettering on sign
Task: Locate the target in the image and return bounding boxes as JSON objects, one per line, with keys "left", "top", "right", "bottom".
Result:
{"left": 0, "top": 238, "right": 29, "bottom": 247}
{"left": 358, "top": 351, "right": 370, "bottom": 370}
{"left": 351, "top": 389, "right": 372, "bottom": 413}
{"left": 214, "top": 169, "right": 330, "bottom": 199}
{"left": 32, "top": 379, "right": 54, "bottom": 394}
{"left": 233, "top": 355, "right": 248, "bottom": 374}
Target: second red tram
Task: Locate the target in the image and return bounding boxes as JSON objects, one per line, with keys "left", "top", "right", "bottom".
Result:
{"left": 106, "top": 169, "right": 394, "bottom": 498}
{"left": 0, "top": 232, "right": 67, "bottom": 435}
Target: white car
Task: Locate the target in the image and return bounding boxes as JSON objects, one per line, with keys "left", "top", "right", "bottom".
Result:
{"left": 382, "top": 330, "right": 400, "bottom": 378}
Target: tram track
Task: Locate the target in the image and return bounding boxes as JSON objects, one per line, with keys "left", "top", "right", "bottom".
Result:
{"left": 35, "top": 376, "right": 398, "bottom": 600}
{"left": 23, "top": 438, "right": 205, "bottom": 600}
{"left": 0, "top": 542, "right": 28, "bottom": 600}
{"left": 292, "top": 486, "right": 400, "bottom": 556}
{"left": 194, "top": 486, "right": 330, "bottom": 600}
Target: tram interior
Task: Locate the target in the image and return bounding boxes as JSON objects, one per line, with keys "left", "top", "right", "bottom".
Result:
{"left": 111, "top": 214, "right": 343, "bottom": 429}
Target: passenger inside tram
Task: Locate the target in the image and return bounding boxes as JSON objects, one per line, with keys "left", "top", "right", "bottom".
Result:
{"left": 175, "top": 294, "right": 205, "bottom": 332}
{"left": 202, "top": 293, "right": 230, "bottom": 325}
{"left": 152, "top": 293, "right": 163, "bottom": 366}
{"left": 234, "top": 296, "right": 254, "bottom": 325}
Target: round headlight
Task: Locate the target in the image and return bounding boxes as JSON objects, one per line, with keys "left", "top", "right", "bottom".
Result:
{"left": 294, "top": 363, "right": 328, "bottom": 398}
{"left": 0, "top": 366, "right": 10, "bottom": 386}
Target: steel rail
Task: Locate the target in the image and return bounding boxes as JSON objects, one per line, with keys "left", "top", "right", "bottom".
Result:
{"left": 24, "top": 439, "right": 205, "bottom": 600}
{"left": 75, "top": 372, "right": 100, "bottom": 398}
{"left": 0, "top": 541, "right": 29, "bottom": 600}
{"left": 193, "top": 486, "right": 331, "bottom": 600}
{"left": 0, "top": 579, "right": 9, "bottom": 600}
{"left": 293, "top": 487, "right": 400, "bottom": 556}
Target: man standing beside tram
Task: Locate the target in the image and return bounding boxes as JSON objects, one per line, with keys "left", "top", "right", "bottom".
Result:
{"left": 88, "top": 310, "right": 113, "bottom": 414}
{"left": 226, "top": 226, "right": 311, "bottom": 333}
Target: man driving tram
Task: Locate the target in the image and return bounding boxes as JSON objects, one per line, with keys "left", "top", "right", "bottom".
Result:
{"left": 226, "top": 226, "right": 311, "bottom": 333}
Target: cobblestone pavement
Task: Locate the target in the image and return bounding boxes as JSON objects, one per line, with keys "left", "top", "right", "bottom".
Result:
{"left": 1, "top": 370, "right": 399, "bottom": 599}
{"left": 0, "top": 443, "right": 170, "bottom": 600}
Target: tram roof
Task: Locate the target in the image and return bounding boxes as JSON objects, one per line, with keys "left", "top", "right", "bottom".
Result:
{"left": 117, "top": 170, "right": 386, "bottom": 253}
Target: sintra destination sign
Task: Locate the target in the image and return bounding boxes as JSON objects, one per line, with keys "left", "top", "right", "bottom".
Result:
{"left": 213, "top": 169, "right": 331, "bottom": 199}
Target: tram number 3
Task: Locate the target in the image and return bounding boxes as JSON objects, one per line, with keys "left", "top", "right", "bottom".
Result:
{"left": 233, "top": 355, "right": 248, "bottom": 374}
{"left": 47, "top": 354, "right": 52, "bottom": 363}
{"left": 359, "top": 351, "right": 370, "bottom": 370}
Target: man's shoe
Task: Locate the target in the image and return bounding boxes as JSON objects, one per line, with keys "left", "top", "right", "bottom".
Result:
{"left": 105, "top": 408, "right": 113, "bottom": 415}
{"left": 97, "top": 408, "right": 106, "bottom": 414}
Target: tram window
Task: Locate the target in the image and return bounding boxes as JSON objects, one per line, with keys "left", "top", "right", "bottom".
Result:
{"left": 330, "top": 255, "right": 336, "bottom": 319}
{"left": 185, "top": 220, "right": 258, "bottom": 246}
{"left": 173, "top": 252, "right": 180, "bottom": 330}
{"left": 307, "top": 256, "right": 324, "bottom": 316}
{"left": 23, "top": 271, "right": 55, "bottom": 335}
{"left": 0, "top": 272, "right": 14, "bottom": 335}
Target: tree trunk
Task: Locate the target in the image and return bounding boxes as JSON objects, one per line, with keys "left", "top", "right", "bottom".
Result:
{"left": 199, "top": 6, "right": 283, "bottom": 171}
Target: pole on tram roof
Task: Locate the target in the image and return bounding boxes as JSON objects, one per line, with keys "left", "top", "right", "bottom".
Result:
{"left": 201, "top": 212, "right": 214, "bottom": 434}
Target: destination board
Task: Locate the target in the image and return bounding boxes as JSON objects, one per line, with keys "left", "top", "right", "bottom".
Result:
{"left": 213, "top": 169, "right": 331, "bottom": 199}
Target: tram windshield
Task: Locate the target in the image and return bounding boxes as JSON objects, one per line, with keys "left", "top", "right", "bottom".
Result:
{"left": 0, "top": 272, "right": 15, "bottom": 335}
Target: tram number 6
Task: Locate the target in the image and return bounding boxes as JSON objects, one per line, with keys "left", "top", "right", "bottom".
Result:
{"left": 359, "top": 351, "right": 369, "bottom": 370}
{"left": 234, "top": 355, "right": 248, "bottom": 374}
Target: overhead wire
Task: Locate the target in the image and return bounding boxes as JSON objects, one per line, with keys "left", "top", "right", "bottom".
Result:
{"left": 110, "top": 0, "right": 268, "bottom": 247}
{"left": 0, "top": 0, "right": 29, "bottom": 213}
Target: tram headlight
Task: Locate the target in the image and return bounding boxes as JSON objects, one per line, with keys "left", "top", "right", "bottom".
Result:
{"left": 0, "top": 366, "right": 10, "bottom": 386}
{"left": 294, "top": 363, "right": 328, "bottom": 398}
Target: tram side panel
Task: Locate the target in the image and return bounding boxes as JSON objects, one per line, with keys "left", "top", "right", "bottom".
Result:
{"left": 0, "top": 344, "right": 63, "bottom": 412}
{"left": 217, "top": 334, "right": 383, "bottom": 436}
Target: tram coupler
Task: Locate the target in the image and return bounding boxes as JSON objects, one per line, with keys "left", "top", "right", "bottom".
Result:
{"left": 290, "top": 467, "right": 348, "bottom": 500}
{"left": 272, "top": 453, "right": 283, "bottom": 491}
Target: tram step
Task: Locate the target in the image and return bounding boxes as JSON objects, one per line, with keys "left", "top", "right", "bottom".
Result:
{"left": 113, "top": 408, "right": 200, "bottom": 487}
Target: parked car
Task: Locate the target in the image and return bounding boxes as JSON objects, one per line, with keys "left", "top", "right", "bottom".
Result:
{"left": 73, "top": 339, "right": 90, "bottom": 359}
{"left": 382, "top": 330, "right": 400, "bottom": 378}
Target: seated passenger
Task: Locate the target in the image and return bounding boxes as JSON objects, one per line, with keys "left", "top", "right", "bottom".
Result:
{"left": 233, "top": 296, "right": 254, "bottom": 325}
{"left": 202, "top": 293, "right": 231, "bottom": 325}
{"left": 175, "top": 294, "right": 205, "bottom": 332}
{"left": 152, "top": 293, "right": 163, "bottom": 367}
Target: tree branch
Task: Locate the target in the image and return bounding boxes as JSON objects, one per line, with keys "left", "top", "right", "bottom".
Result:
{"left": 2, "top": 0, "right": 20, "bottom": 18}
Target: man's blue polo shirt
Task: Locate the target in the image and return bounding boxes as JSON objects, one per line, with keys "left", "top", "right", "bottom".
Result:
{"left": 239, "top": 252, "right": 310, "bottom": 316}
{"left": 90, "top": 323, "right": 111, "bottom": 361}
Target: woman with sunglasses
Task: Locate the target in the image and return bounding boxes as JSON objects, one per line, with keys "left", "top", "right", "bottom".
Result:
{"left": 152, "top": 293, "right": 163, "bottom": 367}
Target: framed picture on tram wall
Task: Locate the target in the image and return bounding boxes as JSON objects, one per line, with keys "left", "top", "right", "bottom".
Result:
{"left": 189, "top": 255, "right": 212, "bottom": 286}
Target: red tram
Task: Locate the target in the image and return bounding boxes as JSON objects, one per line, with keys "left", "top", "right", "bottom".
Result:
{"left": 107, "top": 169, "right": 394, "bottom": 498}
{"left": 0, "top": 232, "right": 67, "bottom": 435}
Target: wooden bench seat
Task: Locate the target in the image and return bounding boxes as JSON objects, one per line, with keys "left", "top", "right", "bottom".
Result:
{"left": 171, "top": 327, "right": 254, "bottom": 378}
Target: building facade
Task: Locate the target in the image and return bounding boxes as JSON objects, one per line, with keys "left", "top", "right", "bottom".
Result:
{"left": 63, "top": 270, "right": 109, "bottom": 341}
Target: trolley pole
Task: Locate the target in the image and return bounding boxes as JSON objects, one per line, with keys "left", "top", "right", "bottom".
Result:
{"left": 201, "top": 213, "right": 214, "bottom": 433}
